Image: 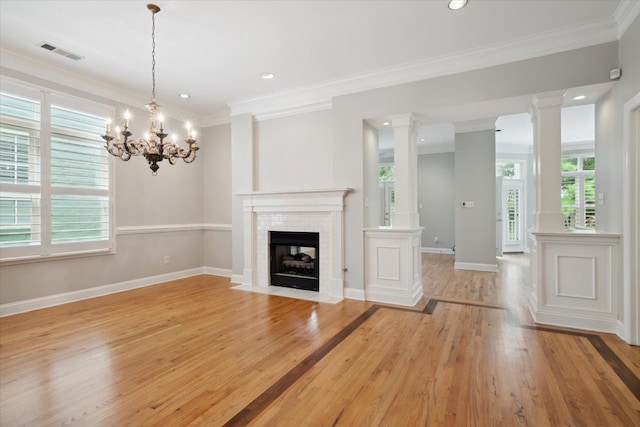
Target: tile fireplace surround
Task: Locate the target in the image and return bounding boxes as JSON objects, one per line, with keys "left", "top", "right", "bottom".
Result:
{"left": 235, "top": 188, "right": 352, "bottom": 303}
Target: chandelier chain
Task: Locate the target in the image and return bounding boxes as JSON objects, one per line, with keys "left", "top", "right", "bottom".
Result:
{"left": 151, "top": 9, "right": 156, "bottom": 101}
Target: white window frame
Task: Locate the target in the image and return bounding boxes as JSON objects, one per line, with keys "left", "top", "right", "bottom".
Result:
{"left": 561, "top": 153, "right": 595, "bottom": 230}
{"left": 0, "top": 77, "right": 115, "bottom": 263}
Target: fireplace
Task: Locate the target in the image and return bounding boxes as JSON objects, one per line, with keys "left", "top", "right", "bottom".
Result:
{"left": 270, "top": 231, "right": 319, "bottom": 291}
{"left": 237, "top": 188, "right": 351, "bottom": 302}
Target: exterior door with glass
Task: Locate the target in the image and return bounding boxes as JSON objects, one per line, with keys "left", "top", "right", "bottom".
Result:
{"left": 502, "top": 180, "right": 524, "bottom": 252}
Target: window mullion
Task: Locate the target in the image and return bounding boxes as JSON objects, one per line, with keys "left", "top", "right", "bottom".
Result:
{"left": 40, "top": 90, "right": 52, "bottom": 255}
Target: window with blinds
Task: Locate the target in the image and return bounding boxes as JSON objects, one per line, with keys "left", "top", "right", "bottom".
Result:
{"left": 0, "top": 79, "right": 113, "bottom": 261}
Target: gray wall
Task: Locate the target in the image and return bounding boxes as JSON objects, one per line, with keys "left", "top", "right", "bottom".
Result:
{"left": 595, "top": 15, "right": 639, "bottom": 321}
{"left": 363, "top": 121, "right": 380, "bottom": 228}
{"left": 454, "top": 130, "right": 496, "bottom": 266}
{"left": 0, "top": 70, "right": 205, "bottom": 305}
{"left": 417, "top": 152, "right": 455, "bottom": 250}
{"left": 202, "top": 123, "right": 232, "bottom": 271}
{"left": 330, "top": 42, "right": 616, "bottom": 292}
{"left": 596, "top": 16, "right": 640, "bottom": 234}
{"left": 0, "top": 39, "right": 620, "bottom": 305}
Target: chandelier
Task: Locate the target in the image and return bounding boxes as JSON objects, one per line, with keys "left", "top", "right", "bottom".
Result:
{"left": 102, "top": 3, "right": 199, "bottom": 175}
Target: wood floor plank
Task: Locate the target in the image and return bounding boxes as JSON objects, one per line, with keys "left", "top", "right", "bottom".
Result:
{"left": 1, "top": 255, "right": 638, "bottom": 426}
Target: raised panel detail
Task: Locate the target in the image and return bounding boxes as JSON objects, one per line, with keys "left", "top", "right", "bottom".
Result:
{"left": 556, "top": 255, "right": 596, "bottom": 299}
{"left": 377, "top": 246, "right": 400, "bottom": 280}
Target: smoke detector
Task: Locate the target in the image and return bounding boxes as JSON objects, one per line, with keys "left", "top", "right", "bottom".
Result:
{"left": 39, "top": 42, "right": 84, "bottom": 61}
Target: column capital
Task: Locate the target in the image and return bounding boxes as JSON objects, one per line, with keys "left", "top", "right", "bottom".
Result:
{"left": 454, "top": 117, "right": 497, "bottom": 134}
{"left": 532, "top": 90, "right": 566, "bottom": 109}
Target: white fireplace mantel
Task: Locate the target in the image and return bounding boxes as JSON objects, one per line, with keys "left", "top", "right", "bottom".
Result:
{"left": 236, "top": 188, "right": 352, "bottom": 303}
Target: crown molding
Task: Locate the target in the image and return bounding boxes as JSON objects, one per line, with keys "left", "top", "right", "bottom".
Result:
{"left": 0, "top": 48, "right": 205, "bottom": 126}
{"left": 227, "top": 16, "right": 618, "bottom": 119}
{"left": 614, "top": 0, "right": 640, "bottom": 39}
{"left": 253, "top": 100, "right": 332, "bottom": 122}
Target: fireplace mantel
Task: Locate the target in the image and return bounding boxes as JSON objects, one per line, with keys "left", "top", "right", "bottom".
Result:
{"left": 238, "top": 188, "right": 352, "bottom": 212}
{"left": 235, "top": 188, "right": 352, "bottom": 303}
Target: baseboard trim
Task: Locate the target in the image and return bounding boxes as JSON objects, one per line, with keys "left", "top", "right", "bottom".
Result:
{"left": 344, "top": 287, "right": 366, "bottom": 301}
{"left": 533, "top": 309, "right": 618, "bottom": 334}
{"left": 230, "top": 274, "right": 244, "bottom": 285}
{"left": 421, "top": 247, "right": 455, "bottom": 254}
{"left": 365, "top": 284, "right": 423, "bottom": 307}
{"left": 454, "top": 262, "right": 498, "bottom": 272}
{"left": 0, "top": 267, "right": 206, "bottom": 317}
{"left": 203, "top": 267, "right": 232, "bottom": 278}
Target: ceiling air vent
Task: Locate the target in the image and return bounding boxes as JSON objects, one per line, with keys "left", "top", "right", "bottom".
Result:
{"left": 39, "top": 42, "right": 84, "bottom": 61}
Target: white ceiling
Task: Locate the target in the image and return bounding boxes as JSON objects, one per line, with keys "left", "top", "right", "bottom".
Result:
{"left": 0, "top": 0, "right": 631, "bottom": 126}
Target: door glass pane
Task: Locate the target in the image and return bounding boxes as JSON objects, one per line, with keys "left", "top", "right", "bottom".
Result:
{"left": 562, "top": 176, "right": 576, "bottom": 230}
{"left": 506, "top": 188, "right": 520, "bottom": 242}
{"left": 584, "top": 176, "right": 596, "bottom": 227}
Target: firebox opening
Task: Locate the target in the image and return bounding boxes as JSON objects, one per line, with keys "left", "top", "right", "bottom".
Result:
{"left": 270, "top": 231, "right": 319, "bottom": 292}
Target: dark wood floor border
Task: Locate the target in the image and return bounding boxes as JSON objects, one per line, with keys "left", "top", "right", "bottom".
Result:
{"left": 225, "top": 298, "right": 639, "bottom": 425}
{"left": 587, "top": 335, "right": 640, "bottom": 401}
{"left": 430, "top": 298, "right": 640, "bottom": 401}
{"left": 223, "top": 305, "right": 380, "bottom": 426}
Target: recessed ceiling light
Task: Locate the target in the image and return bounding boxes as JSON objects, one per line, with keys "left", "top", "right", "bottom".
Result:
{"left": 572, "top": 95, "right": 586, "bottom": 100}
{"left": 382, "top": 121, "right": 390, "bottom": 126}
{"left": 179, "top": 93, "right": 191, "bottom": 99}
{"left": 260, "top": 72, "right": 275, "bottom": 79}
{"left": 420, "top": 138, "right": 426, "bottom": 142}
{"left": 448, "top": 0, "right": 468, "bottom": 10}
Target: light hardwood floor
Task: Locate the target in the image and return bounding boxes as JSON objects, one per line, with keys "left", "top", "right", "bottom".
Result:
{"left": 1, "top": 254, "right": 638, "bottom": 426}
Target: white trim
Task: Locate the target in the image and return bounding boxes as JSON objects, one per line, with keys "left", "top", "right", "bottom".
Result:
{"left": 202, "top": 224, "right": 233, "bottom": 232}
{"left": 421, "top": 247, "right": 455, "bottom": 254}
{"left": 228, "top": 17, "right": 617, "bottom": 118}
{"left": 454, "top": 118, "right": 496, "bottom": 133}
{"left": 344, "top": 287, "right": 366, "bottom": 301}
{"left": 117, "top": 223, "right": 232, "bottom": 235}
{"left": 231, "top": 284, "right": 342, "bottom": 304}
{"left": 0, "top": 267, "right": 205, "bottom": 317}
{"left": 532, "top": 309, "right": 618, "bottom": 334}
{"left": 254, "top": 101, "right": 333, "bottom": 122}
{"left": 621, "top": 92, "right": 640, "bottom": 345}
{"left": 0, "top": 49, "right": 204, "bottom": 126}
{"left": 614, "top": 0, "right": 640, "bottom": 39}
{"left": 230, "top": 274, "right": 244, "bottom": 285}
{"left": 203, "top": 267, "right": 232, "bottom": 278}
{"left": 365, "top": 286, "right": 423, "bottom": 307}
{"left": 454, "top": 262, "right": 498, "bottom": 272}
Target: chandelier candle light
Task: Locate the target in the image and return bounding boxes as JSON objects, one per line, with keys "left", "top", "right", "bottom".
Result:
{"left": 102, "top": 3, "right": 199, "bottom": 175}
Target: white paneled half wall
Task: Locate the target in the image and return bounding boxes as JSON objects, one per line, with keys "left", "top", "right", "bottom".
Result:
{"left": 529, "top": 231, "right": 620, "bottom": 333}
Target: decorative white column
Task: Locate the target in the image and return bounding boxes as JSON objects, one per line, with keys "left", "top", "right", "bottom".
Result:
{"left": 363, "top": 113, "right": 423, "bottom": 307}
{"left": 392, "top": 114, "right": 419, "bottom": 229}
{"left": 528, "top": 91, "right": 621, "bottom": 335}
{"left": 531, "top": 92, "right": 565, "bottom": 232}
{"left": 231, "top": 113, "right": 256, "bottom": 285}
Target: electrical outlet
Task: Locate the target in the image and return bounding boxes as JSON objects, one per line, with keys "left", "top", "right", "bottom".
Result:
{"left": 163, "top": 255, "right": 170, "bottom": 264}
{"left": 462, "top": 201, "right": 474, "bottom": 208}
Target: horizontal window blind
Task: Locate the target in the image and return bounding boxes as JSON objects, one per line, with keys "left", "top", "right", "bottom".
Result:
{"left": 0, "top": 78, "right": 114, "bottom": 260}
